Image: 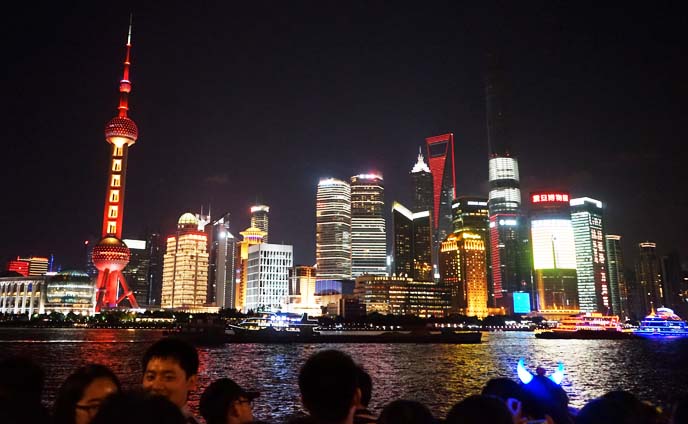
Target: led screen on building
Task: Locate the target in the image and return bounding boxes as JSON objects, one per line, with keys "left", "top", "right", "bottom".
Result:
{"left": 531, "top": 219, "right": 577, "bottom": 270}
{"left": 512, "top": 292, "right": 531, "bottom": 314}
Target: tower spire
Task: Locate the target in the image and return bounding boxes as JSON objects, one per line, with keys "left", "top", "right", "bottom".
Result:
{"left": 118, "top": 14, "right": 133, "bottom": 118}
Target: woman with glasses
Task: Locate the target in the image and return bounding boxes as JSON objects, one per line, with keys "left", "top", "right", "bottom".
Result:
{"left": 199, "top": 378, "right": 260, "bottom": 424}
{"left": 53, "top": 364, "right": 121, "bottom": 424}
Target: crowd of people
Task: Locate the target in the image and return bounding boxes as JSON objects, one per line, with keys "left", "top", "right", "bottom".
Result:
{"left": 0, "top": 337, "right": 685, "bottom": 424}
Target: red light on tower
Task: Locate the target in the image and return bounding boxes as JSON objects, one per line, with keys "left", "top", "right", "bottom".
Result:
{"left": 425, "top": 133, "right": 456, "bottom": 230}
{"left": 92, "top": 16, "right": 139, "bottom": 311}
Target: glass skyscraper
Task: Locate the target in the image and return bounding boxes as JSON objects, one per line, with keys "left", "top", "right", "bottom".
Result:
{"left": 570, "top": 197, "right": 610, "bottom": 313}
{"left": 316, "top": 178, "right": 351, "bottom": 280}
{"left": 250, "top": 205, "right": 270, "bottom": 243}
{"left": 391, "top": 202, "right": 433, "bottom": 281}
{"left": 425, "top": 133, "right": 456, "bottom": 267}
{"left": 350, "top": 174, "right": 386, "bottom": 277}
{"left": 605, "top": 234, "right": 629, "bottom": 318}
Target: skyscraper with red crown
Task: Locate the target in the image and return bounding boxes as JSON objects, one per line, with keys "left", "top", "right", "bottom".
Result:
{"left": 92, "top": 16, "right": 139, "bottom": 311}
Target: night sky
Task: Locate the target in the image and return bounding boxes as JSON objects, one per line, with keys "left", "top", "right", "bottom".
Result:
{"left": 2, "top": 2, "right": 687, "bottom": 269}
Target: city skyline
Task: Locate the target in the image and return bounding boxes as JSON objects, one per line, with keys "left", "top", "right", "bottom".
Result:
{"left": 2, "top": 3, "right": 687, "bottom": 269}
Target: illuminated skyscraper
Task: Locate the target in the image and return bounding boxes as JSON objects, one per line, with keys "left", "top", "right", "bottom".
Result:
{"left": 485, "top": 55, "right": 532, "bottom": 312}
{"left": 570, "top": 197, "right": 609, "bottom": 313}
{"left": 316, "top": 178, "right": 351, "bottom": 280}
{"left": 634, "top": 242, "right": 664, "bottom": 316}
{"left": 207, "top": 212, "right": 235, "bottom": 309}
{"left": 6, "top": 257, "right": 49, "bottom": 277}
{"left": 605, "top": 235, "right": 629, "bottom": 317}
{"left": 425, "top": 133, "right": 456, "bottom": 256}
{"left": 250, "top": 205, "right": 270, "bottom": 243}
{"left": 350, "top": 174, "right": 386, "bottom": 277}
{"left": 161, "top": 213, "right": 209, "bottom": 310}
{"left": 234, "top": 226, "right": 266, "bottom": 311}
{"left": 122, "top": 239, "right": 150, "bottom": 307}
{"left": 530, "top": 191, "right": 578, "bottom": 311}
{"left": 91, "top": 18, "right": 139, "bottom": 310}
{"left": 410, "top": 149, "right": 433, "bottom": 214}
{"left": 439, "top": 232, "right": 489, "bottom": 318}
{"left": 245, "top": 243, "right": 293, "bottom": 312}
{"left": 145, "top": 233, "right": 164, "bottom": 306}
{"left": 452, "top": 197, "right": 489, "bottom": 237}
{"left": 392, "top": 202, "right": 433, "bottom": 281}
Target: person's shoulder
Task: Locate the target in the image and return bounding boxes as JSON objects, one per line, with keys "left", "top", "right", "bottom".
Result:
{"left": 354, "top": 408, "right": 378, "bottom": 424}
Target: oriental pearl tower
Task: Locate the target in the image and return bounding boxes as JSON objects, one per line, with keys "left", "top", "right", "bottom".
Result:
{"left": 92, "top": 17, "right": 139, "bottom": 311}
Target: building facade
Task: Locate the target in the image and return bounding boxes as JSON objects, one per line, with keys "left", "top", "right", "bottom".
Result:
{"left": 354, "top": 275, "right": 451, "bottom": 318}
{"left": 350, "top": 174, "right": 386, "bottom": 277}
{"left": 250, "top": 205, "right": 270, "bottom": 243}
{"left": 245, "top": 243, "right": 293, "bottom": 312}
{"left": 316, "top": 178, "right": 352, "bottom": 279}
{"left": 570, "top": 197, "right": 610, "bottom": 313}
{"left": 161, "top": 213, "right": 209, "bottom": 310}
{"left": 122, "top": 239, "right": 150, "bottom": 307}
{"left": 605, "top": 235, "right": 629, "bottom": 318}
{"left": 425, "top": 133, "right": 456, "bottom": 265}
{"left": 634, "top": 242, "right": 664, "bottom": 317}
{"left": 207, "top": 213, "right": 236, "bottom": 309}
{"left": 439, "top": 232, "right": 489, "bottom": 318}
{"left": 391, "top": 202, "right": 433, "bottom": 281}
{"left": 530, "top": 191, "right": 578, "bottom": 311}
{"left": 234, "top": 226, "right": 266, "bottom": 311}
{"left": 411, "top": 149, "right": 433, "bottom": 213}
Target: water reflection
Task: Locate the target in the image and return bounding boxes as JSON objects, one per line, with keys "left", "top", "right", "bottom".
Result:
{"left": 1, "top": 329, "right": 687, "bottom": 422}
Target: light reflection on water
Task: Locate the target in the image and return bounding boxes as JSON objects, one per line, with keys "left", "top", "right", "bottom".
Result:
{"left": 1, "top": 329, "right": 687, "bottom": 422}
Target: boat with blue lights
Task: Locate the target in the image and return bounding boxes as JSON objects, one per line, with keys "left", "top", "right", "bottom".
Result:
{"left": 633, "top": 308, "right": 688, "bottom": 338}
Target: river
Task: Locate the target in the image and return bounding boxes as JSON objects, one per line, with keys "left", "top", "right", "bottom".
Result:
{"left": 1, "top": 328, "right": 686, "bottom": 422}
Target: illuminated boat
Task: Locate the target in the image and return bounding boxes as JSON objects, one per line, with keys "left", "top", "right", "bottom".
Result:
{"left": 633, "top": 308, "right": 688, "bottom": 338}
{"left": 535, "top": 312, "right": 635, "bottom": 339}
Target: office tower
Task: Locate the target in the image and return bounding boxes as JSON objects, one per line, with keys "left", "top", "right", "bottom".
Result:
{"left": 250, "top": 205, "right": 270, "bottom": 242}
{"left": 316, "top": 178, "right": 351, "bottom": 279}
{"left": 245, "top": 243, "right": 293, "bottom": 312}
{"left": 570, "top": 197, "right": 610, "bottom": 313}
{"left": 391, "top": 202, "right": 433, "bottom": 281}
{"left": 634, "top": 242, "right": 664, "bottom": 316}
{"left": 661, "top": 252, "right": 684, "bottom": 313}
{"left": 530, "top": 191, "right": 578, "bottom": 311}
{"left": 285, "top": 265, "right": 320, "bottom": 315}
{"left": 485, "top": 55, "right": 532, "bottom": 312}
{"left": 425, "top": 133, "right": 456, "bottom": 259}
{"left": 91, "top": 19, "right": 139, "bottom": 310}
{"left": 6, "top": 257, "right": 49, "bottom": 277}
{"left": 350, "top": 174, "right": 386, "bottom": 277}
{"left": 146, "top": 233, "right": 163, "bottom": 306}
{"left": 207, "top": 213, "right": 236, "bottom": 309}
{"left": 411, "top": 149, "right": 433, "bottom": 213}
{"left": 354, "top": 275, "right": 451, "bottom": 318}
{"left": 234, "top": 226, "right": 266, "bottom": 311}
{"left": 161, "top": 213, "right": 209, "bottom": 310}
{"left": 439, "top": 232, "right": 489, "bottom": 318}
{"left": 122, "top": 239, "right": 150, "bottom": 307}
{"left": 452, "top": 197, "right": 489, "bottom": 236}
{"left": 605, "top": 235, "right": 629, "bottom": 318}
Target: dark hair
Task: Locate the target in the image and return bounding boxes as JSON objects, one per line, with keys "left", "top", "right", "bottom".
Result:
{"left": 52, "top": 364, "right": 121, "bottom": 424}
{"left": 577, "top": 393, "right": 659, "bottom": 424}
{"left": 200, "top": 378, "right": 258, "bottom": 424}
{"left": 91, "top": 391, "right": 186, "bottom": 424}
{"left": 445, "top": 395, "right": 512, "bottom": 424}
{"left": 482, "top": 377, "right": 535, "bottom": 417}
{"left": 298, "top": 350, "right": 358, "bottom": 423}
{"left": 0, "top": 356, "right": 48, "bottom": 424}
{"left": 355, "top": 365, "right": 373, "bottom": 408}
{"left": 520, "top": 375, "right": 571, "bottom": 423}
{"left": 673, "top": 395, "right": 688, "bottom": 424}
{"left": 378, "top": 400, "right": 434, "bottom": 424}
{"left": 142, "top": 337, "right": 199, "bottom": 378}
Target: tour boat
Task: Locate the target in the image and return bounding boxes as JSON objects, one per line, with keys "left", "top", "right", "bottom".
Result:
{"left": 535, "top": 312, "right": 635, "bottom": 339}
{"left": 633, "top": 308, "right": 688, "bottom": 338}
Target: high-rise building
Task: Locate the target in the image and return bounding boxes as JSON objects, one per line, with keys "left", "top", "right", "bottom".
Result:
{"left": 439, "top": 232, "right": 489, "bottom": 318}
{"left": 570, "top": 197, "right": 610, "bottom": 313}
{"left": 122, "top": 239, "right": 150, "bottom": 307}
{"left": 410, "top": 149, "right": 433, "bottom": 214}
{"left": 634, "top": 242, "right": 664, "bottom": 317}
{"left": 161, "top": 213, "right": 209, "bottom": 310}
{"left": 250, "top": 205, "right": 270, "bottom": 243}
{"left": 354, "top": 275, "right": 451, "bottom": 318}
{"left": 234, "top": 226, "right": 266, "bottom": 311}
{"left": 206, "top": 213, "right": 236, "bottom": 309}
{"left": 245, "top": 243, "right": 293, "bottom": 312}
{"left": 350, "top": 174, "right": 386, "bottom": 277}
{"left": 285, "top": 265, "right": 320, "bottom": 316}
{"left": 530, "top": 191, "right": 578, "bottom": 311}
{"left": 485, "top": 55, "right": 532, "bottom": 312}
{"left": 661, "top": 252, "right": 685, "bottom": 314}
{"left": 146, "top": 233, "right": 164, "bottom": 306}
{"left": 91, "top": 19, "right": 140, "bottom": 310}
{"left": 316, "top": 178, "right": 351, "bottom": 280}
{"left": 425, "top": 133, "right": 456, "bottom": 259}
{"left": 605, "top": 235, "right": 629, "bottom": 318}
{"left": 6, "top": 257, "right": 49, "bottom": 277}
{"left": 452, "top": 197, "right": 489, "bottom": 236}
{"left": 391, "top": 202, "right": 433, "bottom": 281}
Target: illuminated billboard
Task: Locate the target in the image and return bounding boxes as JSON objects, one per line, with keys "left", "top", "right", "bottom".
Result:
{"left": 531, "top": 192, "right": 570, "bottom": 203}
{"left": 512, "top": 292, "right": 531, "bottom": 314}
{"left": 531, "top": 219, "right": 577, "bottom": 270}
